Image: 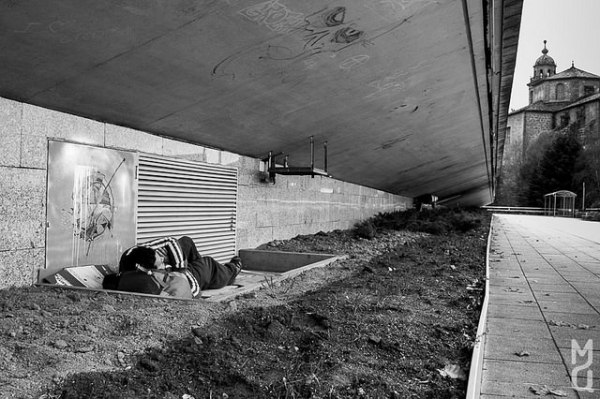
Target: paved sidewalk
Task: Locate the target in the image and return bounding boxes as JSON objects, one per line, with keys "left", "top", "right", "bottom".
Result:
{"left": 481, "top": 214, "right": 600, "bottom": 398}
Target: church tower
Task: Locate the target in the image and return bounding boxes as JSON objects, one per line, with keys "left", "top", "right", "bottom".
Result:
{"left": 528, "top": 41, "right": 557, "bottom": 104}
{"left": 531, "top": 40, "right": 556, "bottom": 82}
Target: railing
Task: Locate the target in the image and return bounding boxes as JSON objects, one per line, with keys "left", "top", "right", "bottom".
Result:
{"left": 577, "top": 209, "right": 600, "bottom": 220}
{"left": 483, "top": 206, "right": 600, "bottom": 220}
{"left": 481, "top": 206, "right": 545, "bottom": 215}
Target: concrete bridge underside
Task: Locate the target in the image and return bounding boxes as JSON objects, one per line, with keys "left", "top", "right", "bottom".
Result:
{"left": 0, "top": 0, "right": 523, "bottom": 206}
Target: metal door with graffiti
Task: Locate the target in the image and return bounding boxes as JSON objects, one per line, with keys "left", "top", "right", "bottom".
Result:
{"left": 45, "top": 141, "right": 137, "bottom": 272}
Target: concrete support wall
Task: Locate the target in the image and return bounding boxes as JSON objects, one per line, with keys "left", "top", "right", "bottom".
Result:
{"left": 236, "top": 162, "right": 407, "bottom": 250}
{"left": 0, "top": 97, "right": 410, "bottom": 289}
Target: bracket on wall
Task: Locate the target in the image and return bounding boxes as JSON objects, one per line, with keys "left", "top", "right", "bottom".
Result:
{"left": 263, "top": 136, "right": 331, "bottom": 184}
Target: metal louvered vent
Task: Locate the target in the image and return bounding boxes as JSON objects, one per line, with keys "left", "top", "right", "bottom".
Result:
{"left": 137, "top": 154, "right": 238, "bottom": 264}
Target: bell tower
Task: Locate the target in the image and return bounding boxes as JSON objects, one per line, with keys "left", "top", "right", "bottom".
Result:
{"left": 531, "top": 40, "right": 556, "bottom": 82}
{"left": 528, "top": 40, "right": 557, "bottom": 104}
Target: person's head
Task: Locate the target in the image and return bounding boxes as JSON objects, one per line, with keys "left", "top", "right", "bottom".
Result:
{"left": 119, "top": 246, "right": 164, "bottom": 272}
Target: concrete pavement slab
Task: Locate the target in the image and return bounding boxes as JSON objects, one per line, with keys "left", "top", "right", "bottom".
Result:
{"left": 528, "top": 276, "right": 573, "bottom": 285}
{"left": 570, "top": 282, "right": 600, "bottom": 292}
{"left": 487, "top": 295, "right": 536, "bottom": 307}
{"left": 488, "top": 277, "right": 528, "bottom": 287}
{"left": 482, "top": 358, "right": 572, "bottom": 386}
{"left": 530, "top": 284, "right": 579, "bottom": 294}
{"left": 580, "top": 297, "right": 600, "bottom": 311}
{"left": 538, "top": 300, "right": 598, "bottom": 314}
{"left": 487, "top": 303, "right": 545, "bottom": 320}
{"left": 577, "top": 261, "right": 600, "bottom": 271}
{"left": 489, "top": 286, "right": 535, "bottom": 297}
{"left": 541, "top": 254, "right": 582, "bottom": 265}
{"left": 484, "top": 334, "right": 562, "bottom": 363}
{"left": 558, "top": 270, "right": 600, "bottom": 278}
{"left": 481, "top": 380, "right": 579, "bottom": 398}
{"left": 537, "top": 293, "right": 597, "bottom": 313}
{"left": 486, "top": 317, "right": 551, "bottom": 338}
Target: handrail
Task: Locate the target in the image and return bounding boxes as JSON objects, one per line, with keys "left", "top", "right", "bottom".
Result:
{"left": 483, "top": 206, "right": 600, "bottom": 218}
{"left": 482, "top": 206, "right": 545, "bottom": 215}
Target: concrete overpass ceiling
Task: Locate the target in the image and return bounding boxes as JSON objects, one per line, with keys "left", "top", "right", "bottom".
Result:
{"left": 0, "top": 0, "right": 523, "bottom": 206}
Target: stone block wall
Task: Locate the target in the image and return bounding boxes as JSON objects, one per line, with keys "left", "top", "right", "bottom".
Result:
{"left": 586, "top": 102, "right": 600, "bottom": 139}
{"left": 524, "top": 112, "right": 554, "bottom": 150}
{"left": 506, "top": 112, "right": 524, "bottom": 145}
{"left": 532, "top": 80, "right": 600, "bottom": 105}
{"left": 505, "top": 111, "right": 525, "bottom": 161}
{"left": 554, "top": 101, "right": 600, "bottom": 143}
{"left": 0, "top": 96, "right": 409, "bottom": 289}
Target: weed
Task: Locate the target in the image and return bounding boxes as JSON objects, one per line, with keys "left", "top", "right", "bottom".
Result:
{"left": 262, "top": 276, "right": 299, "bottom": 298}
{"left": 448, "top": 210, "right": 482, "bottom": 232}
{"left": 262, "top": 276, "right": 278, "bottom": 298}
{"left": 354, "top": 220, "right": 377, "bottom": 239}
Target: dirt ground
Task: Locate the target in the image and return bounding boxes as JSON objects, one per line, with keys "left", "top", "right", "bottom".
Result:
{"left": 0, "top": 208, "right": 490, "bottom": 399}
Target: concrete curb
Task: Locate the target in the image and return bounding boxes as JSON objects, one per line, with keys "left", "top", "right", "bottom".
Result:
{"left": 465, "top": 216, "right": 494, "bottom": 398}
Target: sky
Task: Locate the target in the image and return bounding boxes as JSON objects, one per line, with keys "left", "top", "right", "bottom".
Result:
{"left": 509, "top": 0, "right": 600, "bottom": 110}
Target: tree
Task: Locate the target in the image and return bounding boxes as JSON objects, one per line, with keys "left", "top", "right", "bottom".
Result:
{"left": 526, "top": 128, "right": 582, "bottom": 206}
{"left": 574, "top": 131, "right": 600, "bottom": 208}
{"left": 494, "top": 144, "right": 523, "bottom": 205}
{"left": 495, "top": 132, "right": 555, "bottom": 206}
{"left": 515, "top": 131, "right": 556, "bottom": 206}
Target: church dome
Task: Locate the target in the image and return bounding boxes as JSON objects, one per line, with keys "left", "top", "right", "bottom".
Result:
{"left": 531, "top": 40, "right": 556, "bottom": 82}
{"left": 534, "top": 41, "right": 556, "bottom": 67}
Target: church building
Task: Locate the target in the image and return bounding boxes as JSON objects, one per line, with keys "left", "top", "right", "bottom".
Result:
{"left": 506, "top": 41, "right": 600, "bottom": 158}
